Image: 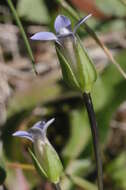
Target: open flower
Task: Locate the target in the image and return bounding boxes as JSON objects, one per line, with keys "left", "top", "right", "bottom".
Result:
{"left": 31, "top": 14, "right": 97, "bottom": 93}
{"left": 13, "top": 118, "right": 63, "bottom": 184}
{"left": 13, "top": 118, "right": 55, "bottom": 142}
{"left": 30, "top": 14, "right": 92, "bottom": 44}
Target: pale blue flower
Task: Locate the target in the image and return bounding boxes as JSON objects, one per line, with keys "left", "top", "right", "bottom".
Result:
{"left": 30, "top": 14, "right": 92, "bottom": 44}
{"left": 13, "top": 118, "right": 55, "bottom": 142}
{"left": 30, "top": 13, "right": 97, "bottom": 94}
{"left": 13, "top": 118, "right": 63, "bottom": 184}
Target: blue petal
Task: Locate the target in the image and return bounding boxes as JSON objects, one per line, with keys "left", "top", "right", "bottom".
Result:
{"left": 33, "top": 118, "right": 55, "bottom": 132}
{"left": 30, "top": 32, "right": 58, "bottom": 41}
{"left": 54, "top": 15, "right": 71, "bottom": 34}
{"left": 73, "top": 14, "right": 92, "bottom": 34}
{"left": 13, "top": 131, "right": 33, "bottom": 142}
{"left": 43, "top": 118, "right": 55, "bottom": 132}
{"left": 32, "top": 121, "right": 45, "bottom": 130}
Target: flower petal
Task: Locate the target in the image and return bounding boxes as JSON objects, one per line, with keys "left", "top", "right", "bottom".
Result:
{"left": 32, "top": 121, "right": 45, "bottom": 130}
{"left": 43, "top": 118, "right": 55, "bottom": 132}
{"left": 30, "top": 32, "right": 58, "bottom": 41}
{"left": 27, "top": 118, "right": 55, "bottom": 140}
{"left": 54, "top": 15, "right": 71, "bottom": 34}
{"left": 33, "top": 118, "right": 55, "bottom": 132}
{"left": 13, "top": 131, "right": 33, "bottom": 142}
{"left": 73, "top": 14, "right": 92, "bottom": 34}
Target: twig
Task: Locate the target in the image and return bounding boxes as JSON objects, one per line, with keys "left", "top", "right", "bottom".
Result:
{"left": 6, "top": 0, "right": 37, "bottom": 74}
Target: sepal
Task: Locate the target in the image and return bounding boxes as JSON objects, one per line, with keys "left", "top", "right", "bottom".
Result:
{"left": 74, "top": 36, "right": 97, "bottom": 93}
{"left": 56, "top": 45, "right": 80, "bottom": 91}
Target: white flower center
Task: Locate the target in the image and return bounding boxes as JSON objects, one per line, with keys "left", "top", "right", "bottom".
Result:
{"left": 59, "top": 27, "right": 70, "bottom": 35}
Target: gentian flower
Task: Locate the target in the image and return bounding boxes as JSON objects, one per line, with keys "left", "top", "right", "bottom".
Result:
{"left": 31, "top": 14, "right": 97, "bottom": 93}
{"left": 30, "top": 14, "right": 92, "bottom": 44}
{"left": 13, "top": 118, "right": 63, "bottom": 184}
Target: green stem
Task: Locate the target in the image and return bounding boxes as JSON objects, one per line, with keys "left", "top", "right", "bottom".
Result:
{"left": 6, "top": 0, "right": 37, "bottom": 74}
{"left": 83, "top": 93, "right": 103, "bottom": 190}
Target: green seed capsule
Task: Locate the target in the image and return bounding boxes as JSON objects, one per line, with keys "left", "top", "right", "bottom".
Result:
{"left": 33, "top": 138, "right": 63, "bottom": 184}
{"left": 55, "top": 35, "right": 97, "bottom": 93}
{"left": 74, "top": 36, "right": 97, "bottom": 93}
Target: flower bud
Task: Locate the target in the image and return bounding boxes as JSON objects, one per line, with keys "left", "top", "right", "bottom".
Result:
{"left": 13, "top": 118, "right": 63, "bottom": 184}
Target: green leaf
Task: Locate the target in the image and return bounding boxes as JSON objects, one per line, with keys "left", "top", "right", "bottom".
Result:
{"left": 93, "top": 50, "right": 126, "bottom": 142}
{"left": 106, "top": 153, "right": 126, "bottom": 189}
{"left": 56, "top": 46, "right": 80, "bottom": 91}
{"left": 28, "top": 148, "right": 48, "bottom": 179}
{"left": 66, "top": 159, "right": 92, "bottom": 176}
{"left": 62, "top": 108, "right": 91, "bottom": 159}
{"left": 61, "top": 159, "right": 92, "bottom": 190}
{"left": 70, "top": 175, "right": 97, "bottom": 190}
{"left": 17, "top": 0, "right": 50, "bottom": 23}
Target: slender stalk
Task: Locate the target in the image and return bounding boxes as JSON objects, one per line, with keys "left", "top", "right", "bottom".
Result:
{"left": 55, "top": 183, "right": 62, "bottom": 190}
{"left": 6, "top": 0, "right": 37, "bottom": 74}
{"left": 83, "top": 93, "right": 103, "bottom": 190}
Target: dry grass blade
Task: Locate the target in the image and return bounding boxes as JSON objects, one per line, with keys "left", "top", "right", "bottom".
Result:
{"left": 7, "top": 162, "right": 35, "bottom": 171}
{"left": 84, "top": 23, "right": 126, "bottom": 79}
